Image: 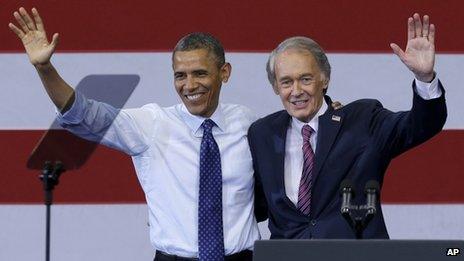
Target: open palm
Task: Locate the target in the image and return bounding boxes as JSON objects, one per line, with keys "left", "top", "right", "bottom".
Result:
{"left": 390, "top": 13, "right": 435, "bottom": 82}
{"left": 9, "top": 7, "right": 59, "bottom": 66}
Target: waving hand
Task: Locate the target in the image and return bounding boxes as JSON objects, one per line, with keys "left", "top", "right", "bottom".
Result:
{"left": 9, "top": 7, "right": 59, "bottom": 66}
{"left": 390, "top": 13, "right": 435, "bottom": 82}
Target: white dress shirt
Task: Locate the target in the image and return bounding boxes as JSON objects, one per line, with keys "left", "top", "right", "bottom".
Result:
{"left": 284, "top": 77, "right": 442, "bottom": 205}
{"left": 57, "top": 92, "right": 260, "bottom": 257}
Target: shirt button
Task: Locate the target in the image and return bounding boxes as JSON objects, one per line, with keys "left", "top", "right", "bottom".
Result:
{"left": 310, "top": 220, "right": 317, "bottom": 226}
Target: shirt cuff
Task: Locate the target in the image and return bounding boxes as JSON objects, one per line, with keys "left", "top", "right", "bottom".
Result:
{"left": 55, "top": 91, "right": 87, "bottom": 124}
{"left": 414, "top": 74, "right": 442, "bottom": 100}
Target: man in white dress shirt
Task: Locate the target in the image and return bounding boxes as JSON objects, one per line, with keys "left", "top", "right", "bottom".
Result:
{"left": 9, "top": 7, "right": 261, "bottom": 261}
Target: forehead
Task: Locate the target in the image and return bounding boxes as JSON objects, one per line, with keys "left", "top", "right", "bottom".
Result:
{"left": 274, "top": 49, "right": 321, "bottom": 78}
{"left": 172, "top": 49, "right": 216, "bottom": 71}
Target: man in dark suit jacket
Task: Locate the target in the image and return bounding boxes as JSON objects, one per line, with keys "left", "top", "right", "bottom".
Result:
{"left": 249, "top": 13, "right": 447, "bottom": 239}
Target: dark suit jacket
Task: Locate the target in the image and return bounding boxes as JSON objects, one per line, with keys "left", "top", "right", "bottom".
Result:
{"left": 249, "top": 82, "right": 447, "bottom": 239}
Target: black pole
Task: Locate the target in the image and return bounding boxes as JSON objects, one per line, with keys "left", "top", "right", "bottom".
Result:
{"left": 45, "top": 201, "right": 51, "bottom": 261}
{"left": 40, "top": 161, "right": 65, "bottom": 261}
{"left": 354, "top": 218, "right": 364, "bottom": 239}
{"left": 42, "top": 161, "right": 52, "bottom": 261}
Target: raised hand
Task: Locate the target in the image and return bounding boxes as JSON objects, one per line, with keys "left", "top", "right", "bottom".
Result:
{"left": 390, "top": 13, "right": 435, "bottom": 82}
{"left": 8, "top": 7, "right": 59, "bottom": 66}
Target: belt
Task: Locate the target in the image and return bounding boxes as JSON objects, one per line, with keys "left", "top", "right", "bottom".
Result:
{"left": 154, "top": 249, "right": 253, "bottom": 261}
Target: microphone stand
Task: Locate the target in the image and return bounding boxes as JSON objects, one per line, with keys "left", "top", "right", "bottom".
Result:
{"left": 342, "top": 207, "right": 371, "bottom": 239}
{"left": 39, "top": 161, "right": 65, "bottom": 261}
{"left": 340, "top": 180, "right": 379, "bottom": 239}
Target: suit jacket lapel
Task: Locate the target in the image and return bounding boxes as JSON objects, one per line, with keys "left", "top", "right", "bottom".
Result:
{"left": 314, "top": 96, "right": 344, "bottom": 176}
{"left": 269, "top": 111, "right": 298, "bottom": 210}
{"left": 312, "top": 95, "right": 344, "bottom": 217}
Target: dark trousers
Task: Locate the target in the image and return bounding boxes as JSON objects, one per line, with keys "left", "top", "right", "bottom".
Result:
{"left": 154, "top": 250, "right": 253, "bottom": 261}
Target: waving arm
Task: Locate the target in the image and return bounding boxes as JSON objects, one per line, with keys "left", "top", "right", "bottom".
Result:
{"left": 9, "top": 7, "right": 74, "bottom": 112}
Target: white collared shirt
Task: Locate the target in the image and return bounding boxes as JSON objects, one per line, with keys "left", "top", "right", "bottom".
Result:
{"left": 57, "top": 92, "right": 260, "bottom": 257}
{"left": 284, "top": 102, "right": 327, "bottom": 205}
{"left": 284, "top": 77, "right": 442, "bottom": 205}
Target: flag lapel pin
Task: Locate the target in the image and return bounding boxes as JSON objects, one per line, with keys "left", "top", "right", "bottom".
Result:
{"left": 332, "top": 115, "right": 341, "bottom": 122}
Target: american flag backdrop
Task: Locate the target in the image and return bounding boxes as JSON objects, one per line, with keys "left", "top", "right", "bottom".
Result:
{"left": 0, "top": 0, "right": 463, "bottom": 260}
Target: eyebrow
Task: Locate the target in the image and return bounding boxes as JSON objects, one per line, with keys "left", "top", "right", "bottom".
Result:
{"left": 174, "top": 68, "right": 209, "bottom": 74}
{"left": 192, "top": 69, "right": 208, "bottom": 74}
{"left": 299, "top": 73, "right": 314, "bottom": 78}
{"left": 278, "top": 73, "right": 314, "bottom": 81}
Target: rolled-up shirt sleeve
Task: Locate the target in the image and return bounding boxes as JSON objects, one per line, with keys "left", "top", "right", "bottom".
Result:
{"left": 56, "top": 91, "right": 152, "bottom": 156}
{"left": 57, "top": 90, "right": 88, "bottom": 124}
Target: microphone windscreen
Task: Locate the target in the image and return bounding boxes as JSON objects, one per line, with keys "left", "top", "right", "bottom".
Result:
{"left": 340, "top": 179, "right": 353, "bottom": 192}
{"left": 365, "top": 180, "right": 380, "bottom": 192}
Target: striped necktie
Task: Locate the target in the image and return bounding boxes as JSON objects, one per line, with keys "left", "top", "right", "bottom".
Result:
{"left": 297, "top": 124, "right": 315, "bottom": 216}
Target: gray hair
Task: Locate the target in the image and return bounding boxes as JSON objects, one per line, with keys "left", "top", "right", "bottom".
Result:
{"left": 173, "top": 32, "right": 225, "bottom": 68}
{"left": 266, "top": 36, "right": 331, "bottom": 88}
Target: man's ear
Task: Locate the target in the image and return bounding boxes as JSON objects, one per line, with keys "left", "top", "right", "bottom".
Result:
{"left": 221, "top": 62, "right": 232, "bottom": 83}
{"left": 272, "top": 84, "right": 279, "bottom": 95}
{"left": 322, "top": 77, "right": 329, "bottom": 90}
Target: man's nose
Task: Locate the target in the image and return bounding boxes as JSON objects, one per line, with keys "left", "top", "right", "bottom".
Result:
{"left": 185, "top": 75, "right": 197, "bottom": 91}
{"left": 291, "top": 82, "right": 303, "bottom": 96}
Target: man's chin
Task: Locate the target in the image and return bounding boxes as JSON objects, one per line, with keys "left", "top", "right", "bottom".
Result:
{"left": 183, "top": 98, "right": 218, "bottom": 118}
{"left": 185, "top": 106, "right": 202, "bottom": 116}
{"left": 184, "top": 104, "right": 210, "bottom": 118}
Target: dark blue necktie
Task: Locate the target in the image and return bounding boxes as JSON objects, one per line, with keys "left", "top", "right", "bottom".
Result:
{"left": 198, "top": 119, "right": 224, "bottom": 261}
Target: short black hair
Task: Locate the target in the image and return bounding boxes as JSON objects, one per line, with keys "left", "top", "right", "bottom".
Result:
{"left": 173, "top": 32, "right": 225, "bottom": 67}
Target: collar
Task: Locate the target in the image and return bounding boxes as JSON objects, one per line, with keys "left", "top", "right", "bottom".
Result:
{"left": 291, "top": 100, "right": 328, "bottom": 134}
{"left": 179, "top": 103, "right": 226, "bottom": 136}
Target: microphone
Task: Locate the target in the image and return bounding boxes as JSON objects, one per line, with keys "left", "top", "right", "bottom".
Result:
{"left": 364, "top": 180, "right": 380, "bottom": 215}
{"left": 340, "top": 179, "right": 354, "bottom": 214}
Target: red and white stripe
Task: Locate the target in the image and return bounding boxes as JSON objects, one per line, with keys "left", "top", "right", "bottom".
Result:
{"left": 1, "top": 1, "right": 463, "bottom": 260}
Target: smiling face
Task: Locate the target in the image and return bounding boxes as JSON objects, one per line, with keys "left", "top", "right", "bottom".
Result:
{"left": 173, "top": 48, "right": 231, "bottom": 118}
{"left": 274, "top": 48, "right": 328, "bottom": 122}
